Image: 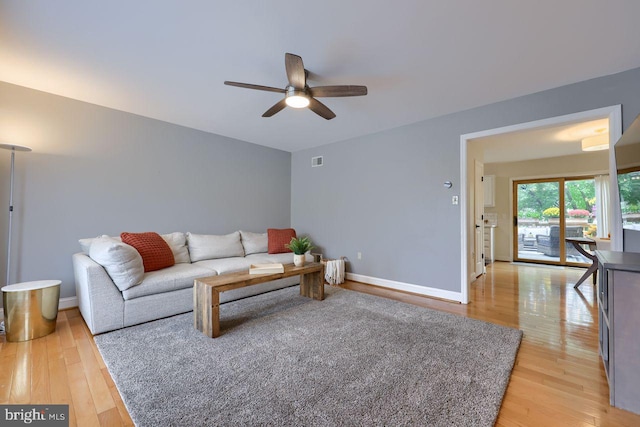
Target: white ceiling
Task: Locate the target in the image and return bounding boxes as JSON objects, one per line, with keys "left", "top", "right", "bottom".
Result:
{"left": 475, "top": 118, "right": 610, "bottom": 163}
{"left": 2, "top": 1, "right": 640, "bottom": 152}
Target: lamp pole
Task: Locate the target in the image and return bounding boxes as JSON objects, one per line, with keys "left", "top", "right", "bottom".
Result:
{"left": 1, "top": 143, "right": 32, "bottom": 286}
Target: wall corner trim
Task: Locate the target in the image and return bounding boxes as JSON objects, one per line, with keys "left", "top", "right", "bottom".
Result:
{"left": 345, "top": 273, "right": 463, "bottom": 303}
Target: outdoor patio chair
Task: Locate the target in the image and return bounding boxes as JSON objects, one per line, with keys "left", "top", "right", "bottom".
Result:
{"left": 536, "top": 225, "right": 583, "bottom": 257}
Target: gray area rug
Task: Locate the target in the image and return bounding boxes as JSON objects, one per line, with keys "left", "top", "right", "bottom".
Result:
{"left": 95, "top": 286, "right": 522, "bottom": 426}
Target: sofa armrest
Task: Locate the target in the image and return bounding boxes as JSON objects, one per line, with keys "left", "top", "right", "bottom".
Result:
{"left": 72, "top": 252, "right": 125, "bottom": 334}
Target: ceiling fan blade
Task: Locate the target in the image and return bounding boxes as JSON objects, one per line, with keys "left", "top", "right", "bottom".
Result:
{"left": 262, "top": 99, "right": 288, "bottom": 117}
{"left": 309, "top": 85, "right": 368, "bottom": 97}
{"left": 224, "top": 81, "right": 285, "bottom": 93}
{"left": 308, "top": 98, "right": 336, "bottom": 120}
{"left": 285, "top": 53, "right": 306, "bottom": 89}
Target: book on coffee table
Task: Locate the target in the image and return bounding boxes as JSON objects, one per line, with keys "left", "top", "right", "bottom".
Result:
{"left": 249, "top": 263, "right": 285, "bottom": 274}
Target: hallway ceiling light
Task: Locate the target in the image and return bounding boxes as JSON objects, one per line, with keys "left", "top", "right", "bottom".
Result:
{"left": 556, "top": 119, "right": 609, "bottom": 141}
{"left": 581, "top": 134, "right": 609, "bottom": 151}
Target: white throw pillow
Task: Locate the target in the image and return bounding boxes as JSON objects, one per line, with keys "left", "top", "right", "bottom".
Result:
{"left": 161, "top": 232, "right": 190, "bottom": 263}
{"left": 78, "top": 238, "right": 95, "bottom": 255}
{"left": 78, "top": 235, "right": 122, "bottom": 255}
{"left": 240, "top": 230, "right": 268, "bottom": 255}
{"left": 187, "top": 231, "right": 244, "bottom": 262}
{"left": 89, "top": 236, "right": 144, "bottom": 291}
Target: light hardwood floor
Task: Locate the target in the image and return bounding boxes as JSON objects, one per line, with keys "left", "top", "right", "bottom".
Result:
{"left": 1, "top": 261, "right": 639, "bottom": 426}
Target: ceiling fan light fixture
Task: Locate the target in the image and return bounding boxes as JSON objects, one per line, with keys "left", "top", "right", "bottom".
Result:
{"left": 581, "top": 134, "right": 609, "bottom": 151}
{"left": 285, "top": 90, "right": 309, "bottom": 108}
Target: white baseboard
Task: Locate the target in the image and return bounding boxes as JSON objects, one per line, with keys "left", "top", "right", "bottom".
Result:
{"left": 346, "top": 273, "right": 463, "bottom": 303}
{"left": 0, "top": 296, "right": 78, "bottom": 319}
{"left": 59, "top": 296, "right": 79, "bottom": 310}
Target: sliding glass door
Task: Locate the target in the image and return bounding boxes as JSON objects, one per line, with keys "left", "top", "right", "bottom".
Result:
{"left": 514, "top": 177, "right": 599, "bottom": 266}
{"left": 564, "top": 178, "right": 596, "bottom": 264}
{"left": 515, "top": 180, "right": 562, "bottom": 263}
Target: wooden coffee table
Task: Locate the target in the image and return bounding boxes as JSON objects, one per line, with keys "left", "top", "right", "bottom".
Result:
{"left": 194, "top": 262, "right": 324, "bottom": 338}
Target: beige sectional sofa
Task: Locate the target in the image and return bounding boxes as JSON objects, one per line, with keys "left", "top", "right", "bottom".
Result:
{"left": 73, "top": 230, "right": 303, "bottom": 334}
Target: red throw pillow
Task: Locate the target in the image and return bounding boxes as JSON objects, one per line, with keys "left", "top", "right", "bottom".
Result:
{"left": 121, "top": 232, "right": 175, "bottom": 272}
{"left": 267, "top": 228, "right": 297, "bottom": 254}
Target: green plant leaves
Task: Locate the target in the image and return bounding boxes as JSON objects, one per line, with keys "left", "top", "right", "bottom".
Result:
{"left": 285, "top": 236, "right": 315, "bottom": 255}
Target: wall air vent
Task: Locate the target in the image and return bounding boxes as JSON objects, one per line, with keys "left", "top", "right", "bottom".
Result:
{"left": 311, "top": 156, "right": 323, "bottom": 167}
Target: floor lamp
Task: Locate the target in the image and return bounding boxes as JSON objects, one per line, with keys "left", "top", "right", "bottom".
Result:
{"left": 1, "top": 143, "right": 32, "bottom": 286}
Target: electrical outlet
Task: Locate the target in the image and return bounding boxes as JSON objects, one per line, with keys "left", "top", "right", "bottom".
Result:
{"left": 452, "top": 196, "right": 459, "bottom": 205}
{"left": 357, "top": 252, "right": 362, "bottom": 260}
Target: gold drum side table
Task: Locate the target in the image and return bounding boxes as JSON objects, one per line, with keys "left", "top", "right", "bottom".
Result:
{"left": 2, "top": 280, "right": 61, "bottom": 342}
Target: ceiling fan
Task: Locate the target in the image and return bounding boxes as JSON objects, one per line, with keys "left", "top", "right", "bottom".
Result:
{"left": 224, "top": 53, "right": 367, "bottom": 120}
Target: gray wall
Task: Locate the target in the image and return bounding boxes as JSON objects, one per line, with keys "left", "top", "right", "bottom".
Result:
{"left": 292, "top": 67, "right": 640, "bottom": 293}
{"left": 3, "top": 66, "right": 640, "bottom": 304}
{"left": 0, "top": 81, "right": 291, "bottom": 301}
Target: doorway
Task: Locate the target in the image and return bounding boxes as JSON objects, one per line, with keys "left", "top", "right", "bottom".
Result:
{"left": 459, "top": 105, "right": 622, "bottom": 304}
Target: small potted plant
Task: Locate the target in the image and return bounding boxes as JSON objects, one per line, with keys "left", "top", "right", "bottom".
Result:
{"left": 286, "top": 236, "right": 315, "bottom": 267}
{"left": 566, "top": 208, "right": 591, "bottom": 226}
{"left": 543, "top": 207, "right": 560, "bottom": 224}
{"left": 567, "top": 209, "right": 590, "bottom": 218}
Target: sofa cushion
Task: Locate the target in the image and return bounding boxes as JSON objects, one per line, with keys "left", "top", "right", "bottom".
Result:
{"left": 193, "top": 257, "right": 254, "bottom": 275}
{"left": 240, "top": 230, "right": 268, "bottom": 255}
{"left": 89, "top": 237, "right": 144, "bottom": 291}
{"left": 121, "top": 232, "right": 175, "bottom": 272}
{"left": 80, "top": 233, "right": 188, "bottom": 261}
{"left": 246, "top": 252, "right": 295, "bottom": 265}
{"left": 161, "top": 232, "right": 190, "bottom": 263}
{"left": 267, "top": 228, "right": 296, "bottom": 254}
{"left": 187, "top": 231, "right": 244, "bottom": 262}
{"left": 122, "top": 263, "right": 217, "bottom": 300}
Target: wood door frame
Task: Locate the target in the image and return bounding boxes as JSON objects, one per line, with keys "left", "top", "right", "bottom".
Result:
{"left": 459, "top": 105, "right": 622, "bottom": 304}
{"left": 474, "top": 160, "right": 485, "bottom": 277}
{"left": 513, "top": 175, "right": 601, "bottom": 267}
